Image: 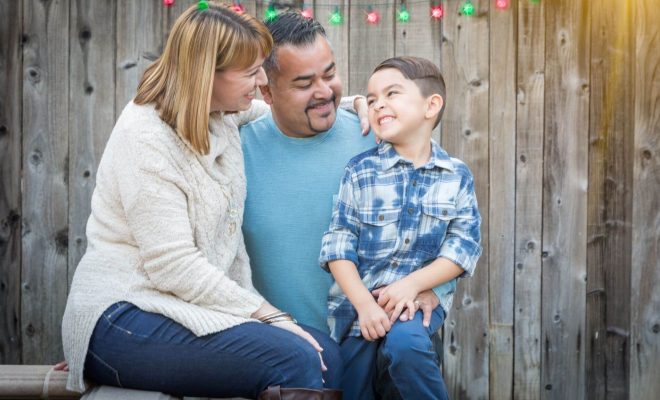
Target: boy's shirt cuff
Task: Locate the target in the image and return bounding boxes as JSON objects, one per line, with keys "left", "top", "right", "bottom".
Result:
{"left": 437, "top": 236, "right": 482, "bottom": 278}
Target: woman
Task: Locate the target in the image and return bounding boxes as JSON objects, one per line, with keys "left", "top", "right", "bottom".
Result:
{"left": 61, "top": 2, "right": 342, "bottom": 399}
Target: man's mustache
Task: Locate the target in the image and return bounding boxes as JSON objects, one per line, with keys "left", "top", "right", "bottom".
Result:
{"left": 305, "top": 95, "right": 337, "bottom": 112}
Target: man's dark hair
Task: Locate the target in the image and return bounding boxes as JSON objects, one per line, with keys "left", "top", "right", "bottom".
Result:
{"left": 263, "top": 12, "right": 328, "bottom": 77}
{"left": 373, "top": 56, "right": 447, "bottom": 128}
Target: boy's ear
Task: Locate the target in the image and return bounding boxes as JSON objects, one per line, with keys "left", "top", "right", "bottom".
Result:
{"left": 260, "top": 84, "right": 274, "bottom": 105}
{"left": 425, "top": 94, "right": 444, "bottom": 121}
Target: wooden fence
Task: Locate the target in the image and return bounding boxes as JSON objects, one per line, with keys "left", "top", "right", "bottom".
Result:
{"left": 1, "top": 0, "right": 658, "bottom": 399}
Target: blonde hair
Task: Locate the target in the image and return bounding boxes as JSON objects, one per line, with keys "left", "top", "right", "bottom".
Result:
{"left": 135, "top": 2, "right": 272, "bottom": 154}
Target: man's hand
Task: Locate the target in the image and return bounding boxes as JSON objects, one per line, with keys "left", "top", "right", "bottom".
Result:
{"left": 373, "top": 277, "right": 420, "bottom": 323}
{"left": 372, "top": 286, "right": 440, "bottom": 327}
{"left": 356, "top": 300, "right": 391, "bottom": 341}
{"left": 405, "top": 289, "right": 440, "bottom": 327}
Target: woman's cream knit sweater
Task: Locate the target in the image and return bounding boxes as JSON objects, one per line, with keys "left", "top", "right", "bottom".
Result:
{"left": 62, "top": 101, "right": 269, "bottom": 392}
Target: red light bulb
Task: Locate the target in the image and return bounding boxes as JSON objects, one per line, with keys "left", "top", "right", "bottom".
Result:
{"left": 301, "top": 8, "right": 313, "bottom": 19}
{"left": 431, "top": 5, "right": 444, "bottom": 20}
{"left": 366, "top": 10, "right": 380, "bottom": 24}
{"left": 231, "top": 2, "right": 245, "bottom": 14}
{"left": 495, "top": 0, "right": 509, "bottom": 10}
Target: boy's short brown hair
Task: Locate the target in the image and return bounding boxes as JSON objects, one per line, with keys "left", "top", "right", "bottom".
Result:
{"left": 372, "top": 56, "right": 446, "bottom": 128}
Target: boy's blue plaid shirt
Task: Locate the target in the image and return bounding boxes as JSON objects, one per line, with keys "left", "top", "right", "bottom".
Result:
{"left": 319, "top": 140, "right": 482, "bottom": 342}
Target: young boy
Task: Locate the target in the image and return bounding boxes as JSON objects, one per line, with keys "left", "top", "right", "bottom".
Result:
{"left": 319, "top": 57, "right": 482, "bottom": 400}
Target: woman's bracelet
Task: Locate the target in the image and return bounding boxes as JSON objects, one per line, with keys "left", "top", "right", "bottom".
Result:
{"left": 257, "top": 311, "right": 285, "bottom": 321}
{"left": 259, "top": 312, "right": 297, "bottom": 324}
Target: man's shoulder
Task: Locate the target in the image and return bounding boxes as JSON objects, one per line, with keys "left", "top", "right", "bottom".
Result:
{"left": 345, "top": 146, "right": 380, "bottom": 172}
{"left": 239, "top": 112, "right": 273, "bottom": 137}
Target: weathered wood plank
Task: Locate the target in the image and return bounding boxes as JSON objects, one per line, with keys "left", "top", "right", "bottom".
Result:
{"left": 21, "top": 0, "right": 70, "bottom": 364}
{"left": 348, "top": 0, "right": 395, "bottom": 95}
{"left": 0, "top": 0, "right": 23, "bottom": 365}
{"left": 314, "top": 0, "right": 349, "bottom": 96}
{"left": 630, "top": 0, "right": 660, "bottom": 399}
{"left": 394, "top": 0, "right": 443, "bottom": 142}
{"left": 115, "top": 0, "right": 167, "bottom": 116}
{"left": 68, "top": 0, "right": 117, "bottom": 286}
{"left": 514, "top": 0, "right": 544, "bottom": 398}
{"left": 440, "top": 1, "right": 490, "bottom": 398}
{"left": 541, "top": 0, "right": 590, "bottom": 398}
{"left": 489, "top": 1, "right": 516, "bottom": 397}
{"left": 586, "top": 0, "right": 634, "bottom": 398}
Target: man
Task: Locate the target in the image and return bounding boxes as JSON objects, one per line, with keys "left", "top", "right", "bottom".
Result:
{"left": 240, "top": 12, "right": 443, "bottom": 399}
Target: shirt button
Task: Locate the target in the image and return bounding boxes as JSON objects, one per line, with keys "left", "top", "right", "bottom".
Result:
{"left": 378, "top": 215, "right": 384, "bottom": 221}
{"left": 391, "top": 261, "right": 398, "bottom": 268}
{"left": 442, "top": 209, "right": 448, "bottom": 216}
{"left": 407, "top": 207, "right": 414, "bottom": 215}
{"left": 412, "top": 180, "right": 417, "bottom": 187}
{"left": 404, "top": 238, "right": 410, "bottom": 244}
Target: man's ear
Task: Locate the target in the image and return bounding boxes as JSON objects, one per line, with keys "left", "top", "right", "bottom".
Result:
{"left": 260, "top": 84, "right": 274, "bottom": 105}
{"left": 425, "top": 94, "right": 444, "bottom": 121}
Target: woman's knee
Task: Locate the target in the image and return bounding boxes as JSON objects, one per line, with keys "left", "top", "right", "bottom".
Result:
{"left": 298, "top": 325, "right": 343, "bottom": 388}
{"left": 268, "top": 332, "right": 324, "bottom": 389}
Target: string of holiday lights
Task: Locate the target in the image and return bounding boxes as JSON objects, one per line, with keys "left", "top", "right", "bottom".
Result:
{"left": 164, "top": 0, "right": 542, "bottom": 25}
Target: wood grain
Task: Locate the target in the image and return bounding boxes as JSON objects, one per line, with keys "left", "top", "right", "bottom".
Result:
{"left": 441, "top": 1, "right": 491, "bottom": 398}
{"left": 0, "top": 0, "right": 24, "bottom": 365}
{"left": 630, "top": 0, "right": 660, "bottom": 399}
{"left": 542, "top": 0, "right": 590, "bottom": 398}
{"left": 21, "top": 0, "right": 70, "bottom": 364}
{"left": 514, "top": 0, "right": 545, "bottom": 398}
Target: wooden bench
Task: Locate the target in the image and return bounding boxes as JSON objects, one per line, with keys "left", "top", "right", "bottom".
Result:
{"left": 0, "top": 366, "right": 242, "bottom": 399}
{"left": 0, "top": 365, "right": 80, "bottom": 399}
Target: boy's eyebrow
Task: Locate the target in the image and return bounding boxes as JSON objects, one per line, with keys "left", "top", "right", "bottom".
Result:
{"left": 366, "top": 83, "right": 404, "bottom": 98}
{"left": 292, "top": 62, "right": 336, "bottom": 82}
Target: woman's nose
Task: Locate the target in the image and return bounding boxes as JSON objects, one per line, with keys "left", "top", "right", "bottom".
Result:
{"left": 256, "top": 67, "right": 268, "bottom": 86}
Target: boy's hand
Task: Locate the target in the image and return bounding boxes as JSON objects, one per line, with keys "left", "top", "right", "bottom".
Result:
{"left": 356, "top": 300, "right": 391, "bottom": 341}
{"left": 375, "top": 278, "right": 420, "bottom": 323}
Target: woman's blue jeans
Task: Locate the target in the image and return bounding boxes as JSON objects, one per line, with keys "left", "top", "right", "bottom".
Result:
{"left": 84, "top": 302, "right": 342, "bottom": 399}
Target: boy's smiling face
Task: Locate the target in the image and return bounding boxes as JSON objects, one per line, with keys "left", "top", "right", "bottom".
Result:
{"left": 366, "top": 68, "right": 433, "bottom": 144}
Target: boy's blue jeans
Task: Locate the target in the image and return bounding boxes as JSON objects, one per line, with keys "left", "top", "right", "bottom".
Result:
{"left": 340, "top": 307, "right": 448, "bottom": 400}
{"left": 83, "top": 302, "right": 342, "bottom": 399}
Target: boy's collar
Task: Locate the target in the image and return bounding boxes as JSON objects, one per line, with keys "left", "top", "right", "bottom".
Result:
{"left": 378, "top": 140, "right": 455, "bottom": 172}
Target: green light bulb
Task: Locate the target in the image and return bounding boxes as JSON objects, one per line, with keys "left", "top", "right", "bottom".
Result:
{"left": 397, "top": 7, "right": 410, "bottom": 23}
{"left": 329, "top": 10, "right": 343, "bottom": 25}
{"left": 264, "top": 5, "right": 278, "bottom": 22}
{"left": 461, "top": 1, "right": 475, "bottom": 16}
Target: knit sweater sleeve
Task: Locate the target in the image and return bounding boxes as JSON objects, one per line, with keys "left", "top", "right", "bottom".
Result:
{"left": 233, "top": 99, "right": 270, "bottom": 127}
{"left": 116, "top": 133, "right": 264, "bottom": 318}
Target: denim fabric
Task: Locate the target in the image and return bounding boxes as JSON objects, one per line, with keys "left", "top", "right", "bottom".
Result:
{"left": 84, "top": 302, "right": 342, "bottom": 399}
{"left": 340, "top": 307, "right": 448, "bottom": 400}
{"left": 374, "top": 329, "right": 443, "bottom": 400}
{"left": 320, "top": 140, "right": 482, "bottom": 341}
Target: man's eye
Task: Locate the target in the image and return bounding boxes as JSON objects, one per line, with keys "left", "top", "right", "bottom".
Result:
{"left": 324, "top": 74, "right": 335, "bottom": 80}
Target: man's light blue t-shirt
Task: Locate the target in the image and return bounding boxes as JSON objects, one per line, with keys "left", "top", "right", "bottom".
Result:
{"left": 240, "top": 109, "right": 375, "bottom": 332}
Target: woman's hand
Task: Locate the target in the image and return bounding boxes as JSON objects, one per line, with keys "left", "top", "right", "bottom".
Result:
{"left": 356, "top": 300, "right": 391, "bottom": 341}
{"left": 270, "top": 321, "right": 327, "bottom": 372}
{"left": 353, "top": 96, "right": 371, "bottom": 135}
{"left": 54, "top": 361, "right": 69, "bottom": 371}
